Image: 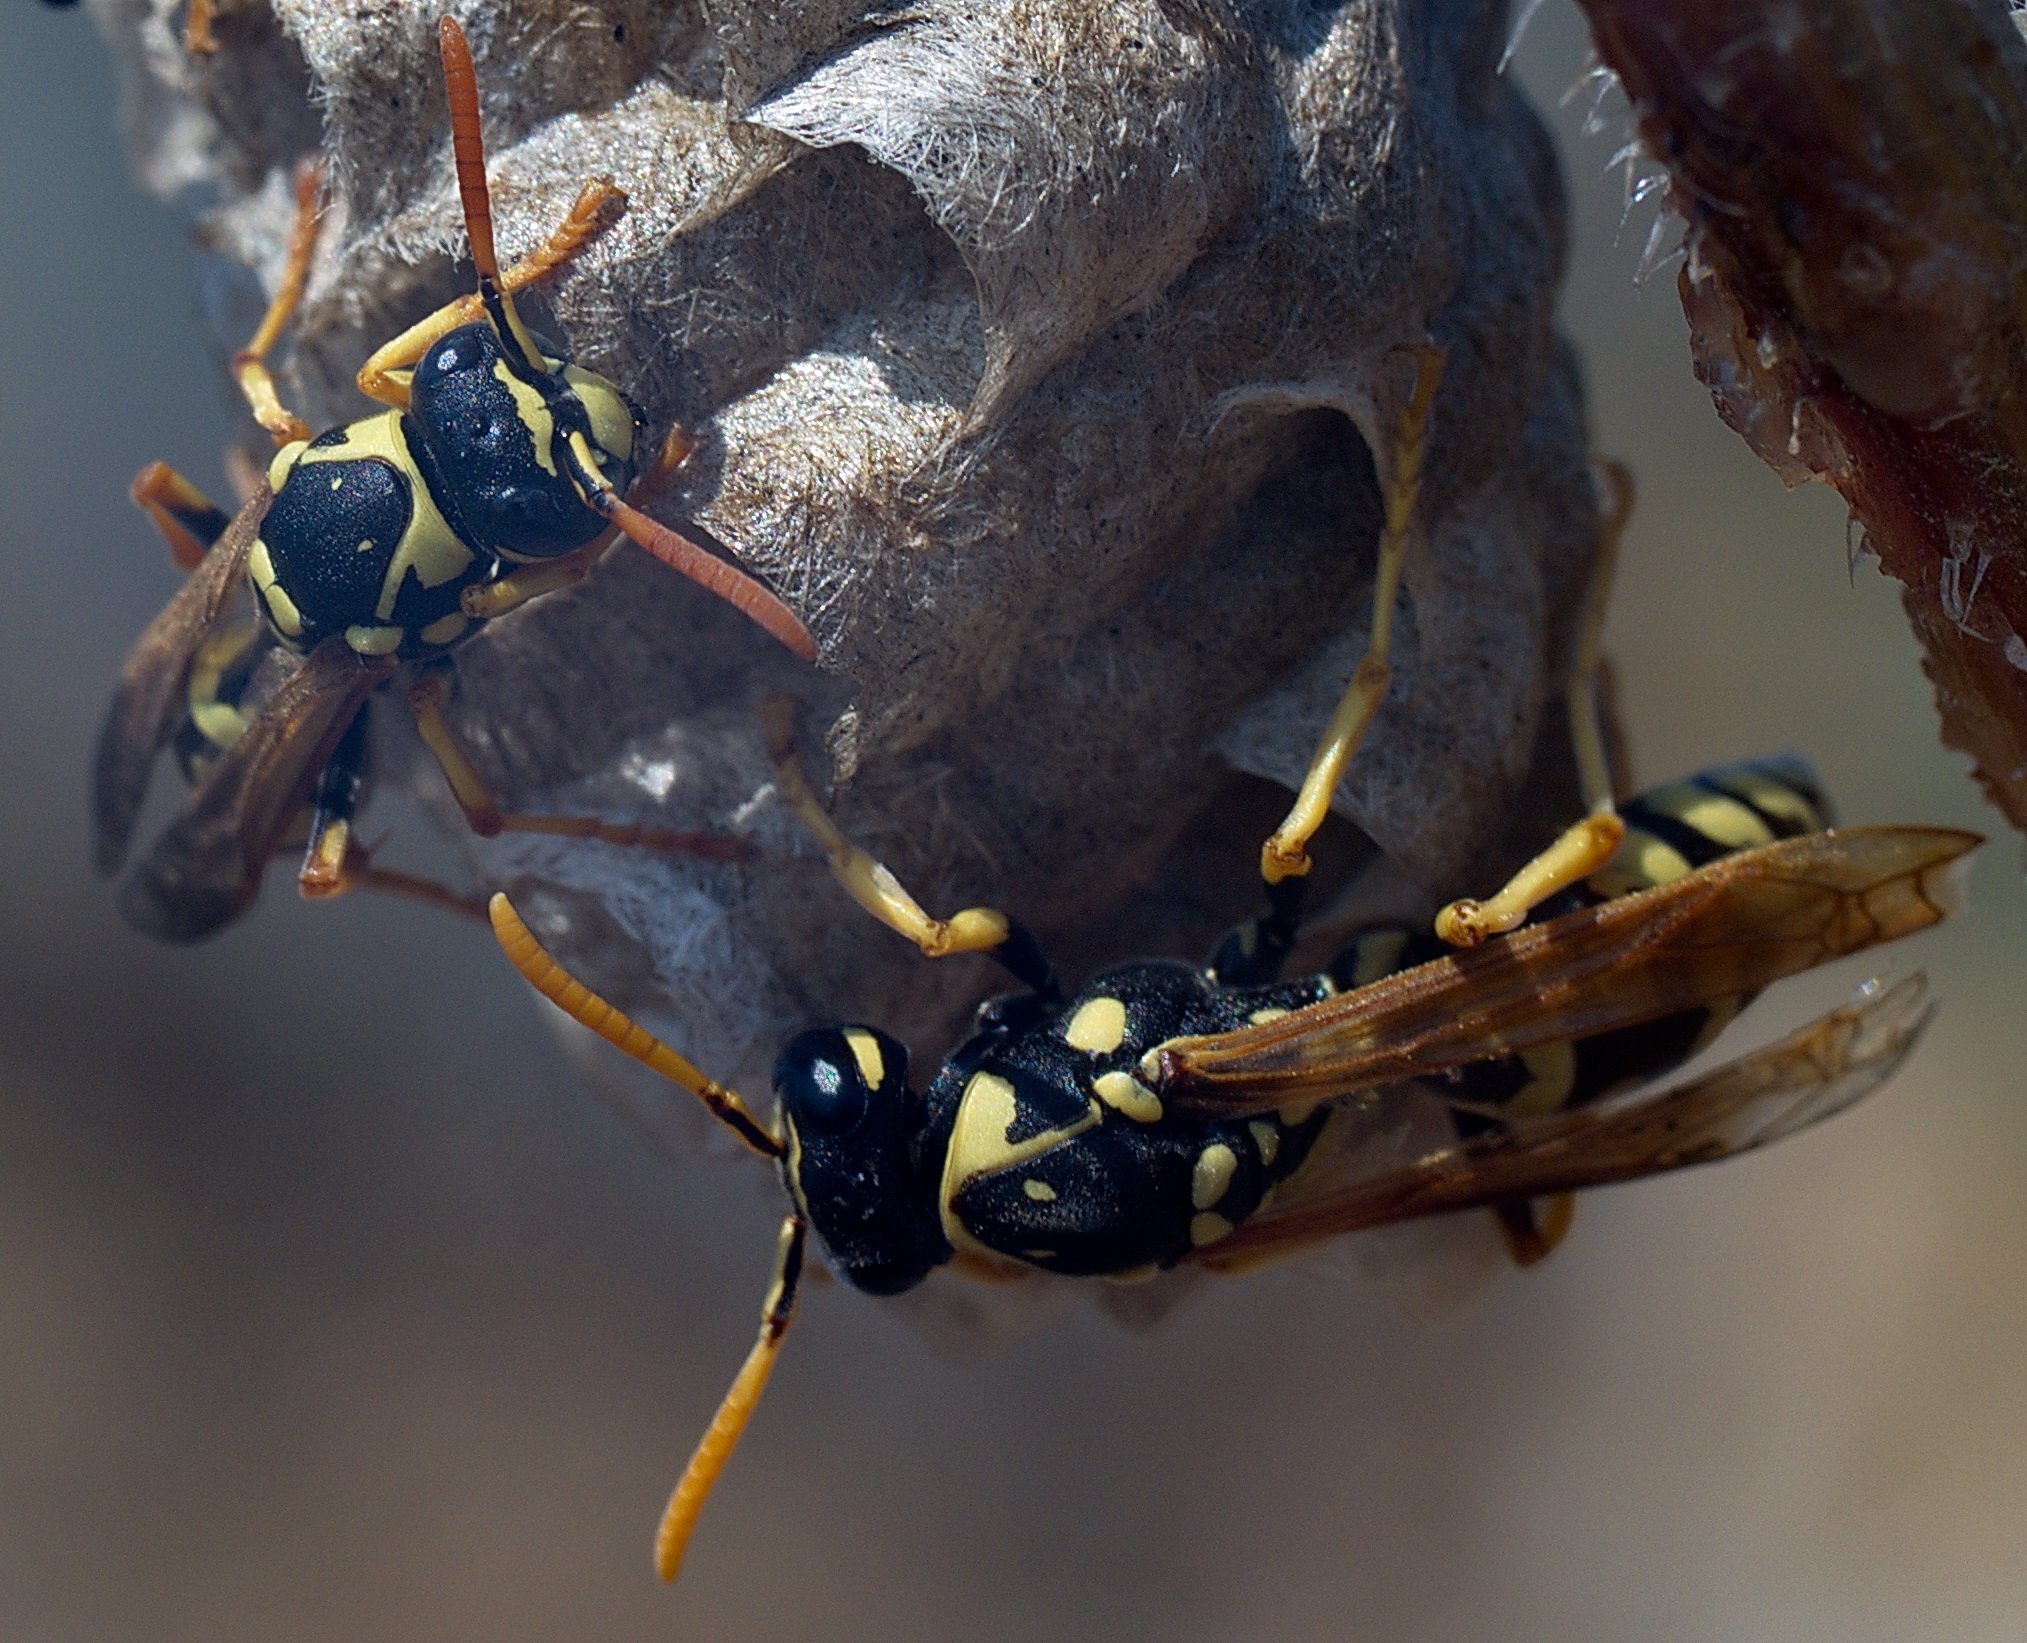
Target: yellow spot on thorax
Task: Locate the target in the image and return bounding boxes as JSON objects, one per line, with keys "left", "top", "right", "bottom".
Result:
{"left": 345, "top": 624, "right": 404, "bottom": 656}
{"left": 266, "top": 439, "right": 307, "bottom": 491}
{"left": 843, "top": 1028, "right": 886, "bottom": 1091}
{"left": 1063, "top": 995, "right": 1127, "bottom": 1054}
{"left": 1247, "top": 1119, "right": 1280, "bottom": 1167}
{"left": 293, "top": 411, "right": 473, "bottom": 621}
{"left": 1247, "top": 1006, "right": 1290, "bottom": 1027}
{"left": 248, "top": 539, "right": 304, "bottom": 639}
{"left": 1191, "top": 1143, "right": 1237, "bottom": 1210}
{"left": 938, "top": 1070, "right": 1100, "bottom": 1265}
{"left": 1189, "top": 1212, "right": 1234, "bottom": 1248}
{"left": 1092, "top": 1069, "right": 1163, "bottom": 1123}
{"left": 417, "top": 611, "right": 470, "bottom": 648}
{"left": 1022, "top": 1179, "right": 1057, "bottom": 1203}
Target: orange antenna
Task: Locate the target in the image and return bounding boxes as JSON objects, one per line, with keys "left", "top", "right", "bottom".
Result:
{"left": 436, "top": 17, "right": 545, "bottom": 372}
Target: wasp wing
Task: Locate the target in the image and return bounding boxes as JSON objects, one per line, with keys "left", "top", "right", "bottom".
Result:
{"left": 1193, "top": 973, "right": 1935, "bottom": 1270}
{"left": 92, "top": 487, "right": 271, "bottom": 875}
{"left": 117, "top": 636, "right": 396, "bottom": 942}
{"left": 1151, "top": 826, "right": 1976, "bottom": 1116}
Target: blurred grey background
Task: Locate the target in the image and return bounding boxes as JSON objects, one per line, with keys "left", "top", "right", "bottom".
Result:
{"left": 3, "top": 5, "right": 2023, "bottom": 1641}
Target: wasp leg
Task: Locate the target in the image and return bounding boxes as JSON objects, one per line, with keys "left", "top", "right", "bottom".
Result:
{"left": 655, "top": 1215, "right": 807, "bottom": 1583}
{"left": 761, "top": 697, "right": 1057, "bottom": 996}
{"left": 353, "top": 178, "right": 628, "bottom": 409}
{"left": 405, "top": 669, "right": 750, "bottom": 863}
{"left": 1206, "top": 876, "right": 1309, "bottom": 987}
{"left": 183, "top": 0, "right": 217, "bottom": 55}
{"left": 1434, "top": 460, "right": 1636, "bottom": 947}
{"left": 1260, "top": 344, "right": 1445, "bottom": 886}
{"left": 1490, "top": 1195, "right": 1576, "bottom": 1268}
{"left": 459, "top": 427, "right": 697, "bottom": 622}
{"left": 131, "top": 462, "right": 235, "bottom": 572}
{"left": 229, "top": 157, "right": 324, "bottom": 447}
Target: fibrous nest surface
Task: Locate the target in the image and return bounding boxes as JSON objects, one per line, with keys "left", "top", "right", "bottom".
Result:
{"left": 97, "top": 0, "right": 1596, "bottom": 1093}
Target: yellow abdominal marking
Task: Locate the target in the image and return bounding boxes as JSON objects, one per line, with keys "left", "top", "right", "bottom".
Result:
{"left": 1063, "top": 996, "right": 1127, "bottom": 1054}
{"left": 1587, "top": 827, "right": 1692, "bottom": 899}
{"left": 843, "top": 1029, "right": 886, "bottom": 1091}
{"left": 1191, "top": 1143, "right": 1237, "bottom": 1210}
{"left": 1092, "top": 1070, "right": 1163, "bottom": 1124}
{"left": 1710, "top": 768, "right": 1818, "bottom": 831}
{"left": 1349, "top": 927, "right": 1410, "bottom": 987}
{"left": 1507, "top": 1039, "right": 1577, "bottom": 1117}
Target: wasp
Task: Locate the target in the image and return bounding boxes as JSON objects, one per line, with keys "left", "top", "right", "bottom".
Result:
{"left": 485, "top": 358, "right": 1979, "bottom": 1576}
{"left": 93, "top": 17, "right": 815, "bottom": 941}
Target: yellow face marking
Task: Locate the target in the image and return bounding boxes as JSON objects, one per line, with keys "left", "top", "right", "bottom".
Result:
{"left": 1277, "top": 1099, "right": 1319, "bottom": 1128}
{"left": 1191, "top": 1143, "right": 1238, "bottom": 1210}
{"left": 1093, "top": 1069, "right": 1163, "bottom": 1124}
{"left": 1189, "top": 1212, "right": 1235, "bottom": 1248}
{"left": 843, "top": 1028, "right": 886, "bottom": 1091}
{"left": 266, "top": 439, "right": 307, "bottom": 492}
{"left": 248, "top": 540, "right": 305, "bottom": 639}
{"left": 1022, "top": 1179, "right": 1057, "bottom": 1203}
{"left": 1710, "top": 768, "right": 1821, "bottom": 831}
{"left": 492, "top": 359, "right": 560, "bottom": 476}
{"left": 1247, "top": 1006, "right": 1290, "bottom": 1027}
{"left": 1350, "top": 928, "right": 1411, "bottom": 987}
{"left": 938, "top": 1072, "right": 1101, "bottom": 1263}
{"left": 1645, "top": 783, "right": 1777, "bottom": 852}
{"left": 418, "top": 611, "right": 470, "bottom": 647}
{"left": 1248, "top": 1119, "right": 1280, "bottom": 1167}
{"left": 1507, "top": 1039, "right": 1578, "bottom": 1117}
{"left": 345, "top": 624, "right": 404, "bottom": 656}
{"left": 1063, "top": 996, "right": 1128, "bottom": 1055}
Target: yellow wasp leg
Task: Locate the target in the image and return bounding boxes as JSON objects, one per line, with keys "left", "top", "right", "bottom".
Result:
{"left": 405, "top": 671, "right": 750, "bottom": 862}
{"left": 1260, "top": 344, "right": 1445, "bottom": 886}
{"left": 183, "top": 0, "right": 218, "bottom": 55}
{"left": 231, "top": 157, "right": 324, "bottom": 447}
{"left": 460, "top": 427, "right": 697, "bottom": 621}
{"left": 760, "top": 697, "right": 1012, "bottom": 961}
{"left": 353, "top": 178, "right": 628, "bottom": 409}
{"left": 292, "top": 819, "right": 486, "bottom": 921}
{"left": 1491, "top": 1194, "right": 1577, "bottom": 1269}
{"left": 1434, "top": 459, "right": 1637, "bottom": 947}
{"left": 655, "top": 1216, "right": 807, "bottom": 1583}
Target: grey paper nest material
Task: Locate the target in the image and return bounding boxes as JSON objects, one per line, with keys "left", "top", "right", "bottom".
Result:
{"left": 101, "top": 0, "right": 1595, "bottom": 1091}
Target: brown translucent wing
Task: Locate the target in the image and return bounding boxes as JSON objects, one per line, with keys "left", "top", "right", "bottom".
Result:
{"left": 1194, "top": 973, "right": 1936, "bottom": 1270}
{"left": 1151, "top": 826, "right": 1978, "bottom": 1117}
{"left": 92, "top": 487, "right": 271, "bottom": 875}
{"left": 117, "top": 637, "right": 396, "bottom": 943}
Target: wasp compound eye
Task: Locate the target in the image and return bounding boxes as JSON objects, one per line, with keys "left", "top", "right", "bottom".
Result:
{"left": 774, "top": 1026, "right": 906, "bottom": 1135}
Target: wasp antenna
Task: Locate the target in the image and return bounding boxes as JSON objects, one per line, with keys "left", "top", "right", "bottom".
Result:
{"left": 436, "top": 16, "right": 544, "bottom": 372}
{"left": 488, "top": 894, "right": 784, "bottom": 1158}
{"left": 657, "top": 1217, "right": 807, "bottom": 1583}
{"left": 560, "top": 434, "right": 818, "bottom": 661}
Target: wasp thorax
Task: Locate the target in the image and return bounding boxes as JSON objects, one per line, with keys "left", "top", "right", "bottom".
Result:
{"left": 775, "top": 1025, "right": 949, "bottom": 1296}
{"left": 406, "top": 321, "right": 642, "bottom": 561}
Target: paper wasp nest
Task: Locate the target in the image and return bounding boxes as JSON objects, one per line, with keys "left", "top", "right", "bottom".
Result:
{"left": 102, "top": 0, "right": 1595, "bottom": 1091}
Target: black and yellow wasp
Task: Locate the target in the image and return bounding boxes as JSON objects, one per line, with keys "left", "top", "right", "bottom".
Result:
{"left": 475, "top": 346, "right": 1978, "bottom": 1582}
{"left": 93, "top": 17, "right": 814, "bottom": 942}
